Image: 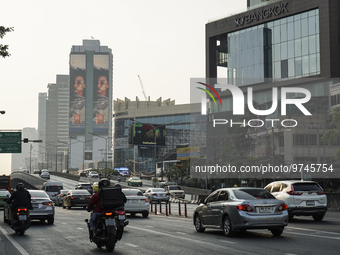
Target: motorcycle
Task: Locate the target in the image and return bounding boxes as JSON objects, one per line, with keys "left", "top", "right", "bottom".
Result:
{"left": 85, "top": 207, "right": 129, "bottom": 252}
{"left": 9, "top": 207, "right": 30, "bottom": 235}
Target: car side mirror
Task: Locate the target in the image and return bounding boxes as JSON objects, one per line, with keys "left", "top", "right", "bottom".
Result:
{"left": 198, "top": 199, "right": 205, "bottom": 205}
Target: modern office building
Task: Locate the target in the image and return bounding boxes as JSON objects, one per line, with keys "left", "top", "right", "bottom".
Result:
{"left": 114, "top": 97, "right": 205, "bottom": 175}
{"left": 37, "top": 92, "right": 47, "bottom": 168}
{"left": 69, "top": 39, "right": 113, "bottom": 170}
{"left": 203, "top": 0, "right": 340, "bottom": 183}
{"left": 44, "top": 75, "right": 70, "bottom": 171}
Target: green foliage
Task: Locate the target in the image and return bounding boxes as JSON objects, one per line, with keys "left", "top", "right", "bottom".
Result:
{"left": 0, "top": 26, "right": 14, "bottom": 58}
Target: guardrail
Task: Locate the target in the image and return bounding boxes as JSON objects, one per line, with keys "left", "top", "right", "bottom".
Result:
{"left": 150, "top": 199, "right": 188, "bottom": 217}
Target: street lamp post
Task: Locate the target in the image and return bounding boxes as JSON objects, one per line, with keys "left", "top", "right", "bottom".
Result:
{"left": 70, "top": 137, "right": 85, "bottom": 172}
{"left": 88, "top": 132, "right": 109, "bottom": 178}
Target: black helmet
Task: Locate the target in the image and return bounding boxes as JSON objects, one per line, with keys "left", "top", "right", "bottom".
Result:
{"left": 99, "top": 178, "right": 110, "bottom": 189}
{"left": 16, "top": 183, "right": 25, "bottom": 190}
{"left": 114, "top": 183, "right": 121, "bottom": 188}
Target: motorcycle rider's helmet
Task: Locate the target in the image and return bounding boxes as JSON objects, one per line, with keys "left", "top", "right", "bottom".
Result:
{"left": 98, "top": 178, "right": 110, "bottom": 189}
{"left": 16, "top": 183, "right": 25, "bottom": 190}
{"left": 114, "top": 183, "right": 122, "bottom": 190}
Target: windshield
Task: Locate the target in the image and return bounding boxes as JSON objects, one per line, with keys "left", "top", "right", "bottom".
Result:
{"left": 293, "top": 183, "right": 322, "bottom": 191}
{"left": 123, "top": 189, "right": 143, "bottom": 196}
{"left": 29, "top": 191, "right": 49, "bottom": 198}
{"left": 46, "top": 186, "right": 63, "bottom": 192}
{"left": 169, "top": 186, "right": 181, "bottom": 190}
{"left": 233, "top": 189, "right": 275, "bottom": 200}
{"left": 72, "top": 190, "right": 90, "bottom": 195}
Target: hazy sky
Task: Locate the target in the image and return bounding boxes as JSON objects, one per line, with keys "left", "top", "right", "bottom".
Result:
{"left": 0, "top": 0, "right": 247, "bottom": 175}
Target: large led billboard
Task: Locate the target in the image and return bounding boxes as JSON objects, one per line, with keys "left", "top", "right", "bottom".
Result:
{"left": 93, "top": 54, "right": 110, "bottom": 134}
{"left": 69, "top": 54, "right": 86, "bottom": 134}
{"left": 129, "top": 123, "right": 166, "bottom": 146}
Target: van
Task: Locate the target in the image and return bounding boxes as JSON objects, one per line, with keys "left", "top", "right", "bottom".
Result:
{"left": 41, "top": 182, "right": 64, "bottom": 202}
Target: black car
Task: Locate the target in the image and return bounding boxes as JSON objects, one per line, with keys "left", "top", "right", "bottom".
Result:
{"left": 63, "top": 190, "right": 92, "bottom": 210}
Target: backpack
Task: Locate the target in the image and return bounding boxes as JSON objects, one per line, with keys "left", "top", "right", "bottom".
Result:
{"left": 98, "top": 187, "right": 124, "bottom": 209}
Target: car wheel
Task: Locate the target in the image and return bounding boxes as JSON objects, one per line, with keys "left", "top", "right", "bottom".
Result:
{"left": 142, "top": 211, "right": 149, "bottom": 218}
{"left": 288, "top": 215, "right": 294, "bottom": 221}
{"left": 130, "top": 212, "right": 136, "bottom": 217}
{"left": 312, "top": 213, "right": 325, "bottom": 222}
{"left": 40, "top": 219, "right": 45, "bottom": 223}
{"left": 194, "top": 213, "right": 205, "bottom": 232}
{"left": 68, "top": 206, "right": 71, "bottom": 210}
{"left": 271, "top": 227, "right": 284, "bottom": 236}
{"left": 222, "top": 215, "right": 234, "bottom": 237}
{"left": 47, "top": 217, "right": 54, "bottom": 225}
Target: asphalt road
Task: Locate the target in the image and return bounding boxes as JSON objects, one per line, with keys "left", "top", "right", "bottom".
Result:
{"left": 0, "top": 176, "right": 339, "bottom": 255}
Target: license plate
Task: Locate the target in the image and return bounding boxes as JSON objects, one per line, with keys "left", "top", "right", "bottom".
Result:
{"left": 260, "top": 207, "right": 273, "bottom": 213}
{"left": 33, "top": 204, "right": 38, "bottom": 208}
{"left": 306, "top": 200, "right": 315, "bottom": 206}
{"left": 105, "top": 218, "right": 116, "bottom": 227}
{"left": 80, "top": 198, "right": 85, "bottom": 200}
{"left": 131, "top": 200, "right": 138, "bottom": 203}
{"left": 19, "top": 215, "right": 27, "bottom": 220}
{"left": 118, "top": 215, "right": 126, "bottom": 220}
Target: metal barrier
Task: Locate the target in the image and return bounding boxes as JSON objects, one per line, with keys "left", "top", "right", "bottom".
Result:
{"left": 150, "top": 200, "right": 187, "bottom": 217}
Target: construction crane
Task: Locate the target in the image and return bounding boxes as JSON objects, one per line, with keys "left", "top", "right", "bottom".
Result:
{"left": 138, "top": 75, "right": 148, "bottom": 101}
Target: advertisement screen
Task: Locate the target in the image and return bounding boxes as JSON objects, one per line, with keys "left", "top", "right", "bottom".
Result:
{"left": 93, "top": 54, "right": 110, "bottom": 134}
{"left": 130, "top": 123, "right": 166, "bottom": 146}
{"left": 69, "top": 54, "right": 86, "bottom": 134}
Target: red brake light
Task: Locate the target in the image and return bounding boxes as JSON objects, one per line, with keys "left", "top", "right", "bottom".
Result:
{"left": 17, "top": 208, "right": 27, "bottom": 212}
{"left": 152, "top": 193, "right": 158, "bottom": 196}
{"left": 70, "top": 196, "right": 74, "bottom": 199}
{"left": 60, "top": 194, "right": 64, "bottom": 197}
{"left": 42, "top": 202, "right": 53, "bottom": 206}
{"left": 115, "top": 210, "right": 125, "bottom": 215}
{"left": 145, "top": 198, "right": 149, "bottom": 202}
{"left": 278, "top": 204, "right": 288, "bottom": 211}
{"left": 165, "top": 193, "right": 170, "bottom": 196}
{"left": 105, "top": 212, "right": 113, "bottom": 216}
{"left": 236, "top": 205, "right": 253, "bottom": 212}
{"left": 317, "top": 190, "right": 325, "bottom": 195}
{"left": 287, "top": 185, "right": 303, "bottom": 195}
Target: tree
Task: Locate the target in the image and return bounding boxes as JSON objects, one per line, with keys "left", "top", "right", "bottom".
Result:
{"left": 322, "top": 106, "right": 340, "bottom": 162}
{"left": 0, "top": 26, "right": 14, "bottom": 58}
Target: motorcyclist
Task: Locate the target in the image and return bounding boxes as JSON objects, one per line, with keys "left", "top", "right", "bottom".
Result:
{"left": 86, "top": 179, "right": 126, "bottom": 237}
{"left": 7, "top": 183, "right": 33, "bottom": 223}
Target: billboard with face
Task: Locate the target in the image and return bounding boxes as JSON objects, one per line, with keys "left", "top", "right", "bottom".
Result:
{"left": 130, "top": 123, "right": 166, "bottom": 146}
{"left": 93, "top": 54, "right": 110, "bottom": 134}
{"left": 69, "top": 54, "right": 86, "bottom": 134}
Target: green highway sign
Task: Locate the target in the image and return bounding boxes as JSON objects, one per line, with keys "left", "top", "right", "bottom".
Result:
{"left": 0, "top": 132, "right": 22, "bottom": 153}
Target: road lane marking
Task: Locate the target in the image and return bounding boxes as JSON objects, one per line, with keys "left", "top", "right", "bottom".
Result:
{"left": 0, "top": 226, "right": 30, "bottom": 255}
{"left": 127, "top": 225, "right": 253, "bottom": 255}
{"left": 285, "top": 229, "right": 340, "bottom": 240}
{"left": 126, "top": 243, "right": 139, "bottom": 248}
{"left": 287, "top": 226, "right": 340, "bottom": 236}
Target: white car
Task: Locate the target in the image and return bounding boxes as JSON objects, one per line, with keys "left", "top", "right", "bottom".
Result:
{"left": 40, "top": 171, "right": 50, "bottom": 180}
{"left": 264, "top": 180, "right": 327, "bottom": 221}
{"left": 122, "top": 188, "right": 149, "bottom": 217}
{"left": 89, "top": 172, "right": 99, "bottom": 178}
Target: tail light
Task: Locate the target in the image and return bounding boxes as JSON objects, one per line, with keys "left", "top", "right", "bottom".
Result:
{"left": 145, "top": 198, "right": 149, "bottom": 202}
{"left": 236, "top": 204, "right": 253, "bottom": 212}
{"left": 287, "top": 185, "right": 303, "bottom": 195}
{"left": 17, "top": 208, "right": 27, "bottom": 212}
{"left": 317, "top": 190, "right": 325, "bottom": 195}
{"left": 278, "top": 204, "right": 288, "bottom": 211}
{"left": 115, "top": 210, "right": 126, "bottom": 215}
{"left": 42, "top": 202, "right": 53, "bottom": 206}
{"left": 70, "top": 196, "right": 75, "bottom": 199}
{"left": 165, "top": 193, "right": 170, "bottom": 196}
{"left": 105, "top": 212, "right": 113, "bottom": 216}
{"left": 152, "top": 193, "right": 158, "bottom": 196}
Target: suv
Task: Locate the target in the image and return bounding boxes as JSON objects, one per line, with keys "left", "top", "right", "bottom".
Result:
{"left": 164, "top": 185, "right": 185, "bottom": 199}
{"left": 264, "top": 180, "right": 327, "bottom": 221}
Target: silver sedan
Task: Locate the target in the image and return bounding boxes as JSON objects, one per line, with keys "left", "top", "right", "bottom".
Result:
{"left": 143, "top": 188, "right": 170, "bottom": 202}
{"left": 193, "top": 187, "right": 288, "bottom": 237}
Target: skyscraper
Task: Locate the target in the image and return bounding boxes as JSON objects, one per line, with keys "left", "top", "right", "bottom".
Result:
{"left": 69, "top": 40, "right": 113, "bottom": 170}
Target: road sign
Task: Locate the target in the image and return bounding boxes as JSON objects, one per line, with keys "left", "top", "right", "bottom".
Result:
{"left": 0, "top": 132, "right": 22, "bottom": 153}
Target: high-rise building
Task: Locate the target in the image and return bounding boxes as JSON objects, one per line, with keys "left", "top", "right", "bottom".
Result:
{"left": 69, "top": 40, "right": 113, "bottom": 171}
{"left": 37, "top": 92, "right": 47, "bottom": 168}
{"left": 201, "top": 0, "right": 340, "bottom": 184}
{"left": 45, "top": 75, "right": 69, "bottom": 171}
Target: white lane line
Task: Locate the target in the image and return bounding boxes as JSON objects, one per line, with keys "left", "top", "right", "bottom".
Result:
{"left": 126, "top": 243, "right": 139, "bottom": 248}
{"left": 0, "top": 225, "right": 30, "bottom": 255}
{"left": 287, "top": 226, "right": 340, "bottom": 236}
{"left": 285, "top": 230, "right": 340, "bottom": 240}
{"left": 219, "top": 240, "right": 236, "bottom": 245}
{"left": 127, "top": 226, "right": 251, "bottom": 254}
